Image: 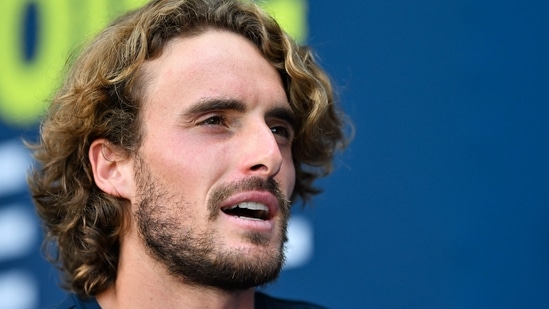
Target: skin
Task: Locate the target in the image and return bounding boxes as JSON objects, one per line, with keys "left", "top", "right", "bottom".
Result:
{"left": 89, "top": 29, "right": 297, "bottom": 308}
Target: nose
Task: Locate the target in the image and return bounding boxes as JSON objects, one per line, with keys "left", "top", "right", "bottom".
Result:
{"left": 239, "top": 122, "right": 284, "bottom": 178}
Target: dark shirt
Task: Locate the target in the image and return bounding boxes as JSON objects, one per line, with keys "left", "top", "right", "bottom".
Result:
{"left": 51, "top": 292, "right": 327, "bottom": 309}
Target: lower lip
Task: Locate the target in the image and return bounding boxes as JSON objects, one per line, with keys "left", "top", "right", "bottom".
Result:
{"left": 220, "top": 212, "right": 276, "bottom": 233}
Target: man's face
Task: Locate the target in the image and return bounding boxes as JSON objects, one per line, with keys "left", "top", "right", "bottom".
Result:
{"left": 131, "top": 29, "right": 296, "bottom": 290}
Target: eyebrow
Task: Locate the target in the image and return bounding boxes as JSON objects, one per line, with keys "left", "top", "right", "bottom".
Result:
{"left": 266, "top": 106, "right": 297, "bottom": 130}
{"left": 183, "top": 98, "right": 246, "bottom": 116}
{"left": 181, "top": 97, "right": 296, "bottom": 128}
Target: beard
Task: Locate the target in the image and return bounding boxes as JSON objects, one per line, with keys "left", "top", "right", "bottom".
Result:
{"left": 133, "top": 157, "right": 291, "bottom": 291}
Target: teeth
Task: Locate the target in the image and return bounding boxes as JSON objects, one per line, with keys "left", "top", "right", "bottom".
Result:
{"left": 222, "top": 202, "right": 270, "bottom": 220}
{"left": 228, "top": 202, "right": 268, "bottom": 212}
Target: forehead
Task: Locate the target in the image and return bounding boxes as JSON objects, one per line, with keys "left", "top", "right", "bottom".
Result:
{"left": 139, "top": 29, "right": 286, "bottom": 110}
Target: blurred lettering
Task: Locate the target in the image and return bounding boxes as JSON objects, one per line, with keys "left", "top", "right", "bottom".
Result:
{"left": 0, "top": 0, "right": 306, "bottom": 127}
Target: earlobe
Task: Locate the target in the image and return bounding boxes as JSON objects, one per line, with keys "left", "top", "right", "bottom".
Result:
{"left": 89, "top": 139, "right": 134, "bottom": 199}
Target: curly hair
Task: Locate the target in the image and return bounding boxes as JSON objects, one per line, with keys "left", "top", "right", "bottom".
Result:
{"left": 28, "top": 0, "right": 348, "bottom": 297}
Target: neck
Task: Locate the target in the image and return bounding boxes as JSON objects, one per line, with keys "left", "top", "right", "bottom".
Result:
{"left": 96, "top": 230, "right": 255, "bottom": 309}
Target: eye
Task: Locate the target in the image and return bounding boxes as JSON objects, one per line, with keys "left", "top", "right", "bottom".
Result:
{"left": 271, "top": 125, "right": 293, "bottom": 140}
{"left": 198, "top": 115, "right": 225, "bottom": 126}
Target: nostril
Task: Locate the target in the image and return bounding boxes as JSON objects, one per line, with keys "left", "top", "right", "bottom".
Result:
{"left": 250, "top": 163, "right": 268, "bottom": 172}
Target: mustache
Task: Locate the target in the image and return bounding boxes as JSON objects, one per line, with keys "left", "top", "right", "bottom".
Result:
{"left": 208, "top": 177, "right": 290, "bottom": 218}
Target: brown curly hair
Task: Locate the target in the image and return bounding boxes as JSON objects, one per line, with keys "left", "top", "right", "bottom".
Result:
{"left": 28, "top": 0, "right": 347, "bottom": 297}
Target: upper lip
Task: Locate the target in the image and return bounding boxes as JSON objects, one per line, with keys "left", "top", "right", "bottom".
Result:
{"left": 219, "top": 190, "right": 279, "bottom": 220}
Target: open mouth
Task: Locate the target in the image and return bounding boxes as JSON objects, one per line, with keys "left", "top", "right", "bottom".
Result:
{"left": 221, "top": 202, "right": 270, "bottom": 221}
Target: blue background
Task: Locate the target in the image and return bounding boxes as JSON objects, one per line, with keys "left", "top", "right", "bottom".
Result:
{"left": 1, "top": 0, "right": 548, "bottom": 308}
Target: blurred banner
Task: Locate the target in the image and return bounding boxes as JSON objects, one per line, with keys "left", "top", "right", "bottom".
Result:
{"left": 0, "top": 1, "right": 308, "bottom": 308}
{"left": 0, "top": 0, "right": 305, "bottom": 127}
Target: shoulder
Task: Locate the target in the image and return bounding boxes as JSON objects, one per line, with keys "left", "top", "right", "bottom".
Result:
{"left": 254, "top": 291, "right": 328, "bottom": 309}
{"left": 46, "top": 294, "right": 101, "bottom": 309}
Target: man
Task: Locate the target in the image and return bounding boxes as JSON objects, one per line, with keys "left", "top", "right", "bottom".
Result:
{"left": 28, "top": 0, "right": 347, "bottom": 308}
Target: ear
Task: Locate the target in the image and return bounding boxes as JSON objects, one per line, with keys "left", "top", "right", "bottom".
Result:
{"left": 89, "top": 139, "right": 134, "bottom": 200}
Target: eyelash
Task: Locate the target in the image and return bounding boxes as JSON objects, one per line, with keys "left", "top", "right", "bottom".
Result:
{"left": 199, "top": 115, "right": 226, "bottom": 126}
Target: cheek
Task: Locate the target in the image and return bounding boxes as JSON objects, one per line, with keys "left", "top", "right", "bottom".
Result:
{"left": 282, "top": 157, "right": 296, "bottom": 197}
{"left": 140, "top": 140, "right": 220, "bottom": 198}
